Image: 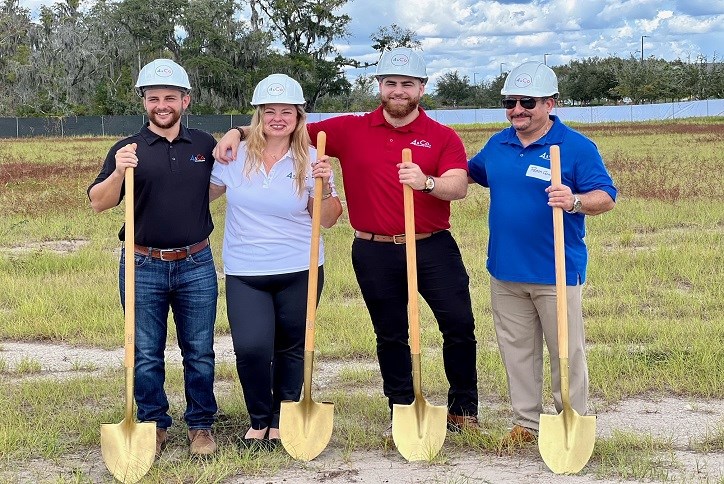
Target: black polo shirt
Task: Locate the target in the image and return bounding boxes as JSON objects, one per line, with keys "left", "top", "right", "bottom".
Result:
{"left": 88, "top": 123, "right": 216, "bottom": 248}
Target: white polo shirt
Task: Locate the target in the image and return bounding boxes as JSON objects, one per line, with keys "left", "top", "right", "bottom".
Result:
{"left": 210, "top": 143, "right": 336, "bottom": 276}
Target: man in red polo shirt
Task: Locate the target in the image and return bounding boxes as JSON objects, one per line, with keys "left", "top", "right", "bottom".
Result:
{"left": 214, "top": 48, "right": 479, "bottom": 432}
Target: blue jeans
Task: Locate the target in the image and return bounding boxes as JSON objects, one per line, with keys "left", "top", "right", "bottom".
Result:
{"left": 120, "top": 244, "right": 218, "bottom": 430}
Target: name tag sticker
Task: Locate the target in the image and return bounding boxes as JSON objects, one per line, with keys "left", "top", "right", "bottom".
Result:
{"left": 526, "top": 164, "right": 551, "bottom": 181}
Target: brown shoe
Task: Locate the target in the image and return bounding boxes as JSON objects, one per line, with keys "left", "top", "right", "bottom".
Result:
{"left": 502, "top": 424, "right": 536, "bottom": 445}
{"left": 188, "top": 428, "right": 217, "bottom": 456}
{"left": 447, "top": 413, "right": 480, "bottom": 432}
{"left": 155, "top": 428, "right": 168, "bottom": 457}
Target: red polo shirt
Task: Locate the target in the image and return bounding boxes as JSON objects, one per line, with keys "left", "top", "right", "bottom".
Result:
{"left": 307, "top": 106, "right": 467, "bottom": 235}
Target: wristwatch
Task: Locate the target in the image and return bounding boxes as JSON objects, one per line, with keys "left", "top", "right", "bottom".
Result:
{"left": 566, "top": 195, "right": 582, "bottom": 213}
{"left": 422, "top": 175, "right": 435, "bottom": 193}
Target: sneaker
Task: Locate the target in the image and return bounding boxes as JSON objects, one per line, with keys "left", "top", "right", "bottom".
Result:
{"left": 188, "top": 428, "right": 217, "bottom": 456}
{"left": 447, "top": 413, "right": 481, "bottom": 432}
{"left": 502, "top": 424, "right": 537, "bottom": 445}
{"left": 155, "top": 428, "right": 168, "bottom": 457}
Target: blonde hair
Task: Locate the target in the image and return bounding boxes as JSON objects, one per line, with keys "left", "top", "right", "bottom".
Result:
{"left": 244, "top": 105, "right": 311, "bottom": 197}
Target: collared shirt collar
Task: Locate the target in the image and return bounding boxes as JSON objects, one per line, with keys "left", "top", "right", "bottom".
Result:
{"left": 369, "top": 105, "right": 428, "bottom": 133}
{"left": 139, "top": 122, "right": 193, "bottom": 145}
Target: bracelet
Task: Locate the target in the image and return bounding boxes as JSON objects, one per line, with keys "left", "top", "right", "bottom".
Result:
{"left": 234, "top": 126, "right": 245, "bottom": 140}
{"left": 321, "top": 191, "right": 333, "bottom": 200}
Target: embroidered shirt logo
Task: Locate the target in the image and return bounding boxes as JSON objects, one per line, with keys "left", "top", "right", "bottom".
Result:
{"left": 189, "top": 154, "right": 206, "bottom": 163}
{"left": 539, "top": 152, "right": 550, "bottom": 161}
{"left": 410, "top": 139, "right": 431, "bottom": 148}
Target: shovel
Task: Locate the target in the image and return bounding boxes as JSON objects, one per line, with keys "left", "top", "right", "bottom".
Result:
{"left": 538, "top": 145, "right": 596, "bottom": 474}
{"left": 100, "top": 167, "right": 156, "bottom": 483}
{"left": 279, "top": 131, "right": 334, "bottom": 461}
{"left": 391, "top": 148, "right": 447, "bottom": 462}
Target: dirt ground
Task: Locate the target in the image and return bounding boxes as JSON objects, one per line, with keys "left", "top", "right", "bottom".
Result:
{"left": 2, "top": 336, "right": 723, "bottom": 483}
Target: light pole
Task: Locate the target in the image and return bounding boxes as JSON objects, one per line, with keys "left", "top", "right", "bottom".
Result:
{"left": 473, "top": 72, "right": 479, "bottom": 86}
{"left": 641, "top": 35, "right": 648, "bottom": 63}
{"left": 544, "top": 53, "right": 550, "bottom": 65}
{"left": 500, "top": 63, "right": 506, "bottom": 75}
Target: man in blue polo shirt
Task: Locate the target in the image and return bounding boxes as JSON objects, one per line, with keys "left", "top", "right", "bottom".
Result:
{"left": 468, "top": 61, "right": 617, "bottom": 445}
{"left": 88, "top": 59, "right": 218, "bottom": 458}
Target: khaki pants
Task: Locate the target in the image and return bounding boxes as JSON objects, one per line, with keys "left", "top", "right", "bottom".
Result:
{"left": 490, "top": 277, "right": 588, "bottom": 431}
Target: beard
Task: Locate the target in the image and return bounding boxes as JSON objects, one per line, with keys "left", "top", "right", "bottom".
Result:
{"left": 148, "top": 108, "right": 182, "bottom": 130}
{"left": 381, "top": 94, "right": 419, "bottom": 119}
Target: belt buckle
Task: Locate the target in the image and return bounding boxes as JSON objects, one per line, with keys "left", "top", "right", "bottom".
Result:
{"left": 392, "top": 234, "right": 406, "bottom": 244}
{"left": 159, "top": 248, "right": 179, "bottom": 261}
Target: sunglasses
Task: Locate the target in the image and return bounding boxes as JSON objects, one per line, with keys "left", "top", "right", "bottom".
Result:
{"left": 501, "top": 97, "right": 543, "bottom": 109}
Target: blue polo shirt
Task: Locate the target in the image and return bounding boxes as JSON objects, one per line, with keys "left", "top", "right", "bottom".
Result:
{"left": 88, "top": 123, "right": 216, "bottom": 248}
{"left": 468, "top": 115, "right": 617, "bottom": 285}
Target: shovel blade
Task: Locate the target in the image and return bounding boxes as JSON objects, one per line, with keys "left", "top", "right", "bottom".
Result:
{"left": 279, "top": 398, "right": 334, "bottom": 461}
{"left": 392, "top": 398, "right": 447, "bottom": 461}
{"left": 101, "top": 419, "right": 156, "bottom": 483}
{"left": 538, "top": 409, "right": 596, "bottom": 474}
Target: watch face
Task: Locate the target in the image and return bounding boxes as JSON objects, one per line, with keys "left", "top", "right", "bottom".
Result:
{"left": 425, "top": 177, "right": 435, "bottom": 190}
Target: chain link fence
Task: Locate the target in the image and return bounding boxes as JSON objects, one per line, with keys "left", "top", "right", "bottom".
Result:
{"left": 1, "top": 100, "right": 722, "bottom": 138}
{"left": 0, "top": 114, "right": 252, "bottom": 138}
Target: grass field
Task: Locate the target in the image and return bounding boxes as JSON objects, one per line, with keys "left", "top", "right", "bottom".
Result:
{"left": 0, "top": 118, "right": 723, "bottom": 482}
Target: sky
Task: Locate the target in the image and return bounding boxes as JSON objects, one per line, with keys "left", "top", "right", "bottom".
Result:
{"left": 18, "top": 0, "right": 724, "bottom": 91}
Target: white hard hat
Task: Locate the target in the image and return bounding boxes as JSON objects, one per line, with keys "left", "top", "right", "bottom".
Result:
{"left": 501, "top": 61, "right": 559, "bottom": 97}
{"left": 251, "top": 74, "right": 305, "bottom": 106}
{"left": 135, "top": 59, "right": 191, "bottom": 97}
{"left": 375, "top": 47, "right": 428, "bottom": 83}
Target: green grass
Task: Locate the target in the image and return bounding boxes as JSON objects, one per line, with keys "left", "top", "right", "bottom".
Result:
{"left": 1, "top": 119, "right": 723, "bottom": 482}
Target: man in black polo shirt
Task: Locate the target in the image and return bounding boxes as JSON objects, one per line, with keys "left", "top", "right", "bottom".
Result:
{"left": 88, "top": 59, "right": 218, "bottom": 457}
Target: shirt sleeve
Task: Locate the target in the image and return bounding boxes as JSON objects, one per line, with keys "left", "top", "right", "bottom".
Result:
{"left": 437, "top": 129, "right": 469, "bottom": 175}
{"left": 467, "top": 147, "right": 489, "bottom": 187}
{"left": 571, "top": 139, "right": 618, "bottom": 202}
{"left": 210, "top": 161, "right": 226, "bottom": 187}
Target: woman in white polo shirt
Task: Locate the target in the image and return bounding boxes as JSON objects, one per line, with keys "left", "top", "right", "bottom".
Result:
{"left": 209, "top": 74, "right": 342, "bottom": 449}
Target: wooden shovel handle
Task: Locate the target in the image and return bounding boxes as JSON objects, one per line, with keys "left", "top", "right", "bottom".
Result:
{"left": 550, "top": 145, "right": 568, "bottom": 359}
{"left": 304, "top": 131, "right": 326, "bottom": 352}
{"left": 124, "top": 167, "right": 135, "bottom": 369}
{"left": 402, "top": 149, "right": 421, "bottom": 356}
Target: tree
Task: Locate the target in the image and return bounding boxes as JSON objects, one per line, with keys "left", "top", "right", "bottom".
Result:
{"left": 370, "top": 24, "right": 421, "bottom": 52}
{"left": 249, "top": 0, "right": 353, "bottom": 111}
{"left": 435, "top": 71, "right": 473, "bottom": 107}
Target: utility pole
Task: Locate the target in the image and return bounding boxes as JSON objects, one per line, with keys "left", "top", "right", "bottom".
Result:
{"left": 500, "top": 63, "right": 506, "bottom": 75}
{"left": 544, "top": 53, "right": 550, "bottom": 65}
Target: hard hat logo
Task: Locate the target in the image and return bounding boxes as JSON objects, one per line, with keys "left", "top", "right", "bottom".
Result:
{"left": 267, "top": 84, "right": 286, "bottom": 96}
{"left": 155, "top": 66, "right": 174, "bottom": 77}
{"left": 514, "top": 74, "right": 533, "bottom": 88}
{"left": 391, "top": 54, "right": 410, "bottom": 66}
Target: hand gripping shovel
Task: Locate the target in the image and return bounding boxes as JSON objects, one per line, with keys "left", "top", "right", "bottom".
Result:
{"left": 279, "top": 131, "right": 334, "bottom": 461}
{"left": 101, "top": 167, "right": 156, "bottom": 483}
{"left": 392, "top": 148, "right": 448, "bottom": 462}
{"left": 538, "top": 145, "right": 596, "bottom": 474}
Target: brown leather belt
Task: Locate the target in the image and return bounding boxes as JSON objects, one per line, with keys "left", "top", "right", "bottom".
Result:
{"left": 354, "top": 230, "right": 437, "bottom": 244}
{"left": 134, "top": 239, "right": 209, "bottom": 261}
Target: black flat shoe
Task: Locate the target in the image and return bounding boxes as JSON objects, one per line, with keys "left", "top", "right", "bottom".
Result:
{"left": 238, "top": 436, "right": 275, "bottom": 452}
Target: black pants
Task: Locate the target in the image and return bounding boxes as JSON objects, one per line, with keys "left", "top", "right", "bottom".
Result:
{"left": 351, "top": 230, "right": 478, "bottom": 416}
{"left": 226, "top": 268, "right": 324, "bottom": 429}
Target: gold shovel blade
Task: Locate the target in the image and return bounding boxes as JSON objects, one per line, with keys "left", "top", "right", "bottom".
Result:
{"left": 538, "top": 410, "right": 596, "bottom": 474}
{"left": 100, "top": 419, "right": 156, "bottom": 483}
{"left": 392, "top": 398, "right": 448, "bottom": 462}
{"left": 279, "top": 398, "right": 334, "bottom": 461}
